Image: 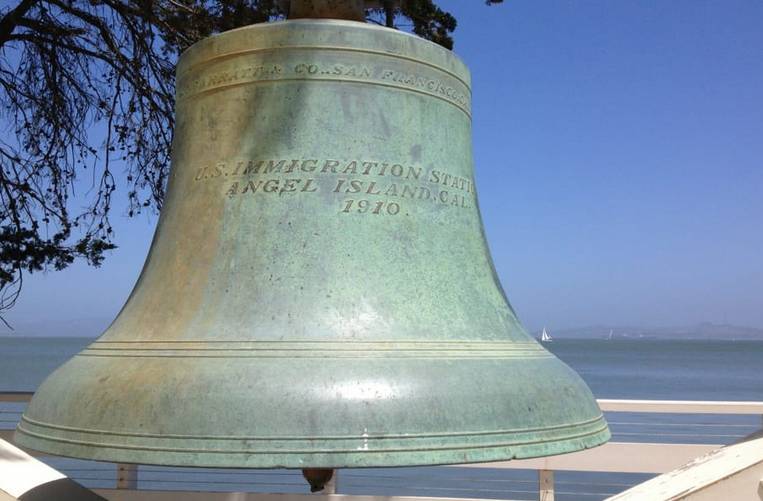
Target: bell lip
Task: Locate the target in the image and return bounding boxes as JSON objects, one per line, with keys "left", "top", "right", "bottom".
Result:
{"left": 13, "top": 415, "right": 609, "bottom": 469}
{"left": 177, "top": 18, "right": 471, "bottom": 89}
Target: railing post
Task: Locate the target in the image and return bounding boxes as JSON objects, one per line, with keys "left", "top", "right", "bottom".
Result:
{"left": 116, "top": 463, "right": 137, "bottom": 489}
{"left": 539, "top": 469, "right": 554, "bottom": 501}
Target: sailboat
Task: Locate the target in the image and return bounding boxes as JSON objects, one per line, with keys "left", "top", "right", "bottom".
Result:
{"left": 607, "top": 329, "right": 614, "bottom": 341}
{"left": 540, "top": 327, "right": 553, "bottom": 343}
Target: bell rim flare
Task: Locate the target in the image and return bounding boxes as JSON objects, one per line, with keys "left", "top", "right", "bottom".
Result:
{"left": 16, "top": 415, "right": 609, "bottom": 468}
{"left": 15, "top": 351, "right": 609, "bottom": 468}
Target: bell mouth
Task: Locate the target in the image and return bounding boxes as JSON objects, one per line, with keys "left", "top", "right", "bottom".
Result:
{"left": 16, "top": 415, "right": 609, "bottom": 468}
{"left": 16, "top": 348, "right": 608, "bottom": 468}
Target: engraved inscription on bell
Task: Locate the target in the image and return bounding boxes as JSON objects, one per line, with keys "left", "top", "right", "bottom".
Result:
{"left": 176, "top": 56, "right": 471, "bottom": 114}
{"left": 192, "top": 158, "right": 474, "bottom": 212}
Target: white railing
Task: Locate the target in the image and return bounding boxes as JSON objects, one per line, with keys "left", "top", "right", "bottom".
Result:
{"left": 2, "top": 392, "right": 762, "bottom": 501}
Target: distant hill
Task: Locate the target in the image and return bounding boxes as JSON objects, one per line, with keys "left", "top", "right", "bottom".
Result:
{"left": 538, "top": 323, "right": 763, "bottom": 340}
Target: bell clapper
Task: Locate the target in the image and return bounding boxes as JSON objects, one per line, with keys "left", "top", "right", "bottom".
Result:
{"left": 302, "top": 468, "right": 337, "bottom": 493}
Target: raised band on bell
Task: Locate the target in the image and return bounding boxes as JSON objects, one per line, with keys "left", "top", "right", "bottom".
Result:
{"left": 15, "top": 0, "right": 609, "bottom": 472}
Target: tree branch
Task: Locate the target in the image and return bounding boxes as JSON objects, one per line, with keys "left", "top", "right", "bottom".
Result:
{"left": 0, "top": 0, "right": 38, "bottom": 48}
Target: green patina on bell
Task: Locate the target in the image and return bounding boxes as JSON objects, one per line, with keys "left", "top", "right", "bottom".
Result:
{"left": 16, "top": 0, "right": 609, "bottom": 468}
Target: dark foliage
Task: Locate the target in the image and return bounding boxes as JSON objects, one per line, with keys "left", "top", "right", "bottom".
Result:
{"left": 0, "top": 0, "right": 501, "bottom": 320}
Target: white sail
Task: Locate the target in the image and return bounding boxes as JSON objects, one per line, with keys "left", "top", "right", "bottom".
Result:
{"left": 540, "top": 327, "right": 552, "bottom": 342}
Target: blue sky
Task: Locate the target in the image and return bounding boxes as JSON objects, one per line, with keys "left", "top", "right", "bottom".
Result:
{"left": 3, "top": 0, "right": 762, "bottom": 334}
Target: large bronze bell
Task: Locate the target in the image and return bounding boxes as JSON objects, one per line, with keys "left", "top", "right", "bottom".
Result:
{"left": 16, "top": 0, "right": 609, "bottom": 468}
